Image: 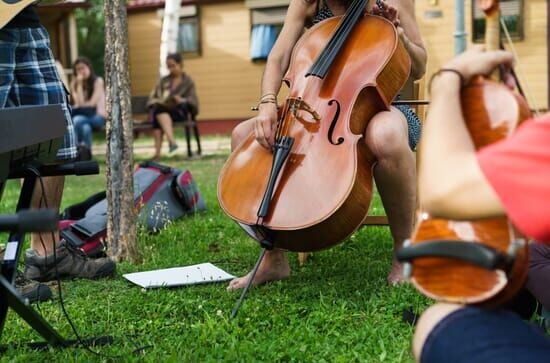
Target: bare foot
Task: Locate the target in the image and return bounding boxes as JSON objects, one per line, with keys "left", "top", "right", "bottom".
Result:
{"left": 387, "top": 260, "right": 407, "bottom": 285}
{"left": 227, "top": 249, "right": 290, "bottom": 291}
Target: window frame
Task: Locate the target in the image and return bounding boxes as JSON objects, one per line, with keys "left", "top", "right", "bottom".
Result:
{"left": 471, "top": 0, "right": 525, "bottom": 43}
{"left": 177, "top": 7, "right": 202, "bottom": 58}
{"left": 248, "top": 6, "right": 287, "bottom": 63}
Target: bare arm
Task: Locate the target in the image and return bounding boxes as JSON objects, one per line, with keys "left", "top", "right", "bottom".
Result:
{"left": 259, "top": 0, "right": 312, "bottom": 98}
{"left": 253, "top": 0, "right": 315, "bottom": 148}
{"left": 387, "top": 0, "right": 427, "bottom": 80}
{"left": 70, "top": 79, "right": 86, "bottom": 107}
{"left": 83, "top": 78, "right": 104, "bottom": 108}
{"left": 419, "top": 47, "right": 514, "bottom": 219}
{"left": 70, "top": 78, "right": 104, "bottom": 108}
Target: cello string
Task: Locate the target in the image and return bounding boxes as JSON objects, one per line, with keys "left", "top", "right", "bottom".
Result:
{"left": 500, "top": 17, "right": 541, "bottom": 117}
{"left": 312, "top": 0, "right": 366, "bottom": 77}
{"left": 317, "top": 0, "right": 366, "bottom": 75}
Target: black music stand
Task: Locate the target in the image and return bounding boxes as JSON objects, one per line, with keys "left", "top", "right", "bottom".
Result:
{"left": 0, "top": 105, "right": 112, "bottom": 350}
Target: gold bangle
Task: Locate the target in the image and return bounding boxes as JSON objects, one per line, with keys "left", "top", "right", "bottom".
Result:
{"left": 251, "top": 99, "right": 278, "bottom": 111}
{"left": 260, "top": 92, "right": 277, "bottom": 101}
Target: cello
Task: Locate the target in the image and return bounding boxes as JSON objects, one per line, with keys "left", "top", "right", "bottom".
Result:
{"left": 396, "top": 0, "right": 531, "bottom": 307}
{"left": 218, "top": 0, "right": 410, "bottom": 254}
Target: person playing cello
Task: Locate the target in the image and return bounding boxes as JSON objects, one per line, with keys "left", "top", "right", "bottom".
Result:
{"left": 227, "top": 0, "right": 427, "bottom": 290}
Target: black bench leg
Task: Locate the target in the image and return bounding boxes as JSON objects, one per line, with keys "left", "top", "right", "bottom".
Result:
{"left": 193, "top": 124, "right": 202, "bottom": 155}
{"left": 185, "top": 124, "right": 193, "bottom": 157}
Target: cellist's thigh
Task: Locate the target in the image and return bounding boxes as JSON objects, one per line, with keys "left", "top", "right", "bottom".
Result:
{"left": 231, "top": 118, "right": 255, "bottom": 150}
{"left": 363, "top": 107, "right": 410, "bottom": 159}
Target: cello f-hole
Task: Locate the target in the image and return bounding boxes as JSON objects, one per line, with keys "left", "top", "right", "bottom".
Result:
{"left": 328, "top": 99, "right": 344, "bottom": 145}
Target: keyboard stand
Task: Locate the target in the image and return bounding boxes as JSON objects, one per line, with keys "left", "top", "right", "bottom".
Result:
{"left": 0, "top": 163, "right": 112, "bottom": 351}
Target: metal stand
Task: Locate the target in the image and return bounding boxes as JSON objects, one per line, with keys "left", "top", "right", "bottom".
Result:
{"left": 230, "top": 136, "right": 294, "bottom": 320}
{"left": 0, "top": 162, "right": 112, "bottom": 350}
{"left": 230, "top": 248, "right": 268, "bottom": 320}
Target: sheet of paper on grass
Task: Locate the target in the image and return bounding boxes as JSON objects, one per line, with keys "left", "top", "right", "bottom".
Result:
{"left": 123, "top": 263, "right": 235, "bottom": 289}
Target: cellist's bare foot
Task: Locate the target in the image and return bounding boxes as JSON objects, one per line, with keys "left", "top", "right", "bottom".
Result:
{"left": 387, "top": 260, "right": 407, "bottom": 285}
{"left": 227, "top": 249, "right": 290, "bottom": 291}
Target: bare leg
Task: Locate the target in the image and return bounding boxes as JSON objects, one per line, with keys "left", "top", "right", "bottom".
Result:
{"left": 413, "top": 303, "right": 463, "bottom": 360}
{"left": 227, "top": 119, "right": 291, "bottom": 290}
{"left": 365, "top": 108, "right": 416, "bottom": 284}
{"left": 153, "top": 129, "right": 163, "bottom": 160}
{"left": 30, "top": 176, "right": 64, "bottom": 256}
{"left": 156, "top": 113, "right": 176, "bottom": 145}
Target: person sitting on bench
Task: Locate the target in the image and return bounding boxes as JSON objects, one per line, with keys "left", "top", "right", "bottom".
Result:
{"left": 147, "top": 53, "right": 199, "bottom": 160}
{"left": 70, "top": 57, "right": 106, "bottom": 159}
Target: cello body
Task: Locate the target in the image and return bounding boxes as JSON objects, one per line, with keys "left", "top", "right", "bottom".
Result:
{"left": 218, "top": 14, "right": 410, "bottom": 252}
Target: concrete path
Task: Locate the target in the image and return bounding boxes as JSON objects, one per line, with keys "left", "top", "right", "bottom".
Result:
{"left": 92, "top": 135, "right": 231, "bottom": 158}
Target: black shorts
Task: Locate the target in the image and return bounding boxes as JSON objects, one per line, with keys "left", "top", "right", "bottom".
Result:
{"left": 150, "top": 104, "right": 189, "bottom": 129}
{"left": 421, "top": 306, "right": 550, "bottom": 363}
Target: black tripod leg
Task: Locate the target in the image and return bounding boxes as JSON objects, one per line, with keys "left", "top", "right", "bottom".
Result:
{"left": 0, "top": 175, "right": 36, "bottom": 335}
{"left": 0, "top": 275, "right": 66, "bottom": 345}
{"left": 230, "top": 248, "right": 267, "bottom": 320}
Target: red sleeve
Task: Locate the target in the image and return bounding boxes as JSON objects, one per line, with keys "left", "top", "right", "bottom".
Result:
{"left": 477, "top": 116, "right": 550, "bottom": 243}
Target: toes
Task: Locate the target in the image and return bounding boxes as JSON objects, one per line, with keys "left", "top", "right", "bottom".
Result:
{"left": 227, "top": 277, "right": 246, "bottom": 291}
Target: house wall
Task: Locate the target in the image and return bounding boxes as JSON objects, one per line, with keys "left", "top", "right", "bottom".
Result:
{"left": 416, "top": 0, "right": 548, "bottom": 111}
{"left": 127, "top": 0, "right": 549, "bottom": 125}
{"left": 128, "top": 2, "right": 266, "bottom": 122}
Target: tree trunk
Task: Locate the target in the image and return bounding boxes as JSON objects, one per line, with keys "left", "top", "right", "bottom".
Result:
{"left": 104, "top": 0, "right": 138, "bottom": 262}
{"left": 159, "top": 0, "right": 182, "bottom": 76}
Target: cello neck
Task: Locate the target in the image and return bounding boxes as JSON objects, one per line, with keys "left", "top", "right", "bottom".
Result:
{"left": 485, "top": 7, "right": 500, "bottom": 51}
{"left": 306, "top": 0, "right": 369, "bottom": 79}
{"left": 480, "top": 0, "right": 501, "bottom": 80}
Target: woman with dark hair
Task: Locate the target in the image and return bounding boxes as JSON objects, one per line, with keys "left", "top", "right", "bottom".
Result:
{"left": 147, "top": 53, "right": 199, "bottom": 160}
{"left": 70, "top": 57, "right": 106, "bottom": 155}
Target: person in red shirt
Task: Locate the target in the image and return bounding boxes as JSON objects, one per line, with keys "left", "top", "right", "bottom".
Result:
{"left": 413, "top": 46, "right": 550, "bottom": 362}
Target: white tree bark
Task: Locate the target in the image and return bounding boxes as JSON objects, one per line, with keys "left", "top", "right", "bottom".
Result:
{"left": 159, "top": 0, "right": 182, "bottom": 76}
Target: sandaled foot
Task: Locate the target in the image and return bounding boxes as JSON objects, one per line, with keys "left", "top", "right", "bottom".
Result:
{"left": 227, "top": 249, "right": 290, "bottom": 291}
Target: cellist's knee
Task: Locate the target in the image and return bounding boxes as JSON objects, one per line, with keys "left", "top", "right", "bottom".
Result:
{"left": 364, "top": 108, "right": 410, "bottom": 163}
{"left": 231, "top": 119, "right": 255, "bottom": 150}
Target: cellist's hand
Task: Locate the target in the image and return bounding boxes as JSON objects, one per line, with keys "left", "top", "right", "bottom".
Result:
{"left": 372, "top": 0, "right": 400, "bottom": 27}
{"left": 442, "top": 45, "right": 515, "bottom": 85}
{"left": 254, "top": 103, "right": 278, "bottom": 149}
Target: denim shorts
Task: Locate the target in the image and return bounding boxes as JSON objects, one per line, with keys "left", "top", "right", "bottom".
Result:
{"left": 421, "top": 306, "right": 550, "bottom": 363}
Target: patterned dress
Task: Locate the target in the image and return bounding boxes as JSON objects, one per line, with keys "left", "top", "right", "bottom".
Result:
{"left": 311, "top": 0, "right": 422, "bottom": 150}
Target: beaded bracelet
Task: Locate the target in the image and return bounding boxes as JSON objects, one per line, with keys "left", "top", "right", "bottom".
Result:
{"left": 428, "top": 68, "right": 466, "bottom": 94}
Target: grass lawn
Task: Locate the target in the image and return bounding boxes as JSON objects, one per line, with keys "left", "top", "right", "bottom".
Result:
{"left": 0, "top": 139, "right": 429, "bottom": 362}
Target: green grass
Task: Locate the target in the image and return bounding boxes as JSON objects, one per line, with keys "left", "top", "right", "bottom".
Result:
{"left": 0, "top": 145, "right": 429, "bottom": 362}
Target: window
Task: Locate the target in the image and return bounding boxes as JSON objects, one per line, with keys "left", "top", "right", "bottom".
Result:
{"left": 177, "top": 6, "right": 201, "bottom": 56}
{"left": 249, "top": 6, "right": 287, "bottom": 61}
{"left": 472, "top": 0, "right": 524, "bottom": 43}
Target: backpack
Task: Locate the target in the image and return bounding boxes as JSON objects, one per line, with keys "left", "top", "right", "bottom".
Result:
{"left": 59, "top": 161, "right": 206, "bottom": 256}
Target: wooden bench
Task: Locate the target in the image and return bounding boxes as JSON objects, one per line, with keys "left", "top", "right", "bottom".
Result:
{"left": 131, "top": 96, "right": 202, "bottom": 157}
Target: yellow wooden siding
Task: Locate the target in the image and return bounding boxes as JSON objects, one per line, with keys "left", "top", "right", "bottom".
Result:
{"left": 128, "top": 3, "right": 267, "bottom": 121}
{"left": 416, "top": 0, "right": 548, "bottom": 110}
